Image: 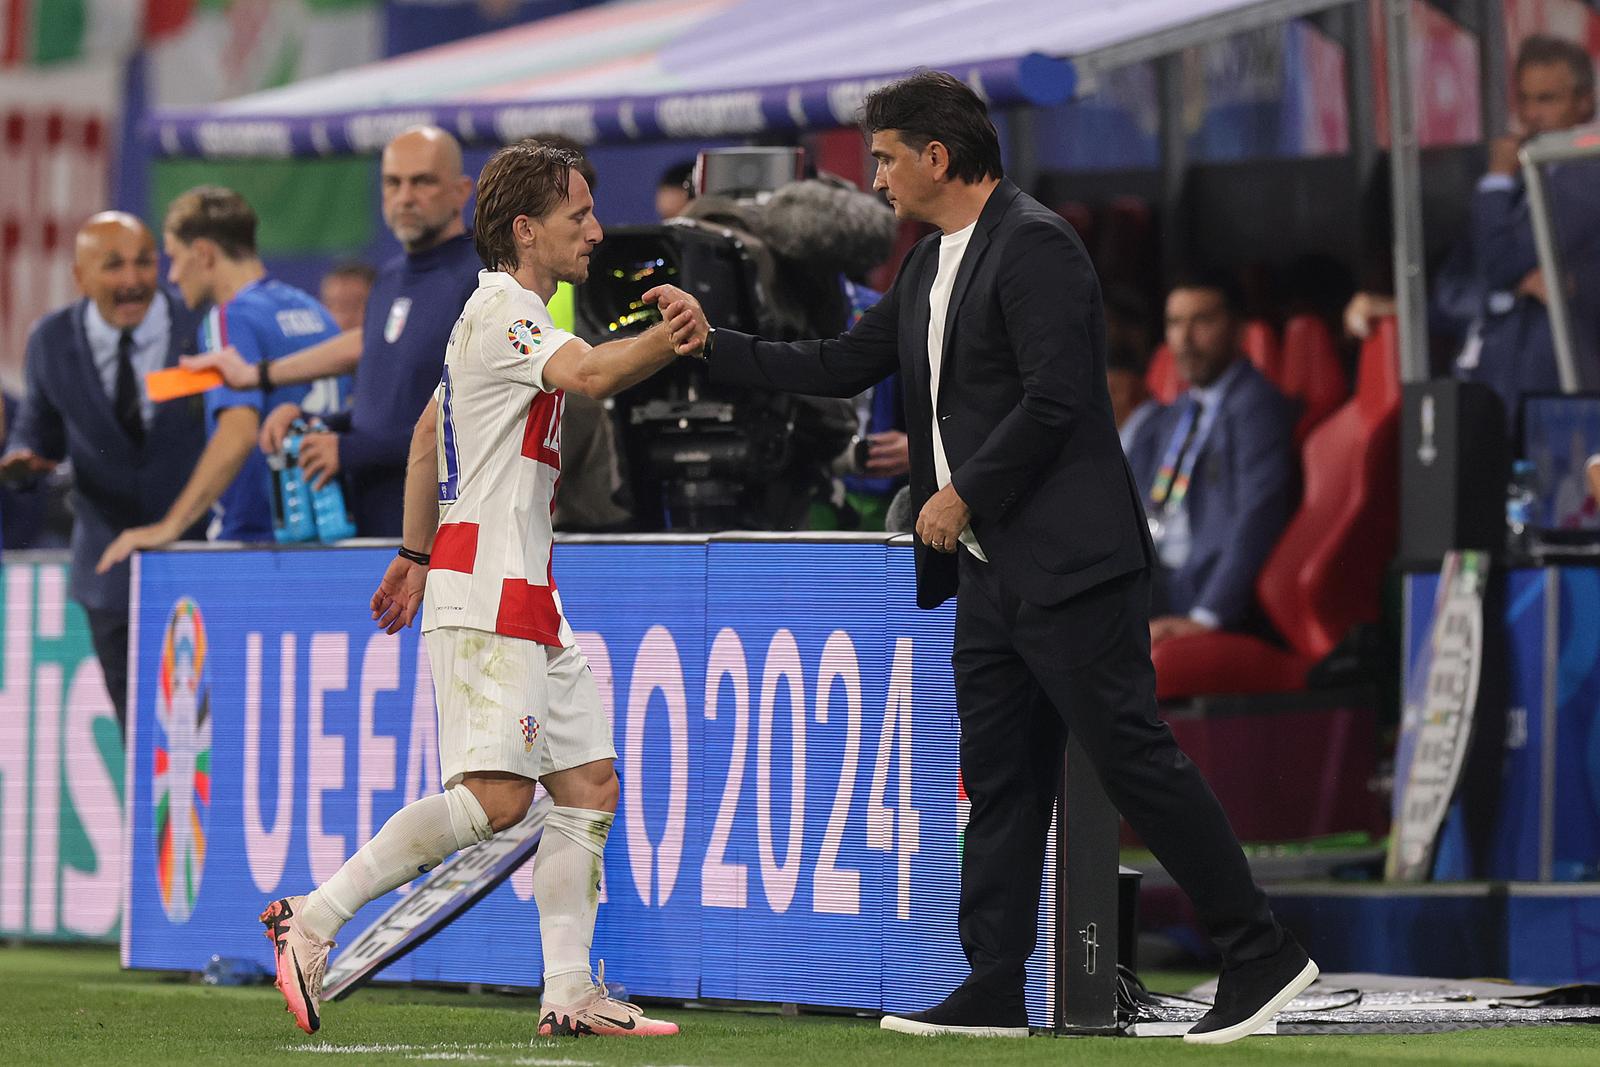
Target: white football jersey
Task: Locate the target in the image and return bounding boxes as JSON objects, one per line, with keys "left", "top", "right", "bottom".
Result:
{"left": 422, "top": 271, "right": 578, "bottom": 646}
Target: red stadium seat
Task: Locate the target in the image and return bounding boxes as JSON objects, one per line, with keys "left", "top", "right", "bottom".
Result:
{"left": 1145, "top": 343, "right": 1183, "bottom": 404}
{"left": 1240, "top": 319, "right": 1282, "bottom": 386}
{"left": 1279, "top": 314, "right": 1350, "bottom": 446}
{"left": 1152, "top": 318, "right": 1401, "bottom": 698}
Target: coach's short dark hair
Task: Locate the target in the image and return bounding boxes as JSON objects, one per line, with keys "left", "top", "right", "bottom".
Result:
{"left": 860, "top": 70, "right": 1004, "bottom": 184}
{"left": 1516, "top": 34, "right": 1596, "bottom": 97}
{"left": 473, "top": 139, "right": 580, "bottom": 273}
{"left": 1168, "top": 266, "right": 1244, "bottom": 318}
{"left": 164, "top": 186, "right": 257, "bottom": 260}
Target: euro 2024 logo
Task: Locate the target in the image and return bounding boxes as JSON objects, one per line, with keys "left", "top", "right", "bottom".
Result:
{"left": 154, "top": 598, "right": 213, "bottom": 923}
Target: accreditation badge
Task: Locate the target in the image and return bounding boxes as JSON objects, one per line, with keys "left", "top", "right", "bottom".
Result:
{"left": 384, "top": 297, "right": 412, "bottom": 343}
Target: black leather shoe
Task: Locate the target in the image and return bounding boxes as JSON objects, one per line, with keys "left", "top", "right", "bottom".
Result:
{"left": 881, "top": 986, "right": 1029, "bottom": 1038}
{"left": 1184, "top": 935, "right": 1319, "bottom": 1045}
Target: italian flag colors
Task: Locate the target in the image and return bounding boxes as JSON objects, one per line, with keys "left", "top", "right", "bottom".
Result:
{"left": 1, "top": 0, "right": 375, "bottom": 68}
{"left": 2, "top": 0, "right": 193, "bottom": 66}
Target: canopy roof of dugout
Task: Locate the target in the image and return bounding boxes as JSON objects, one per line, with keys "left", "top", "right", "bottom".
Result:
{"left": 148, "top": 0, "right": 1349, "bottom": 159}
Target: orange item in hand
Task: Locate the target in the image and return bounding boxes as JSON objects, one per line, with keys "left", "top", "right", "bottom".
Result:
{"left": 145, "top": 366, "right": 224, "bottom": 402}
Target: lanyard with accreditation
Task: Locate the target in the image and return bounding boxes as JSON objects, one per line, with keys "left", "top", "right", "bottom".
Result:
{"left": 1146, "top": 395, "right": 1207, "bottom": 543}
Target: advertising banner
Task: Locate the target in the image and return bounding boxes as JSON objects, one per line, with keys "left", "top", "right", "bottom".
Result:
{"left": 1405, "top": 564, "right": 1600, "bottom": 882}
{"left": 124, "top": 541, "right": 1058, "bottom": 1025}
{"left": 1389, "top": 551, "right": 1487, "bottom": 881}
{"left": 0, "top": 553, "right": 124, "bottom": 943}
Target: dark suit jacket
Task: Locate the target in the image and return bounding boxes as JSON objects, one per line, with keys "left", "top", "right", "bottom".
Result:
{"left": 711, "top": 179, "right": 1151, "bottom": 609}
{"left": 1459, "top": 159, "right": 1600, "bottom": 411}
{"left": 1125, "top": 361, "right": 1297, "bottom": 628}
{"left": 13, "top": 290, "right": 207, "bottom": 614}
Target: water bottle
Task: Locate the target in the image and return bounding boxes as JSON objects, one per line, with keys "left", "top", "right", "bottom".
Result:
{"left": 300, "top": 417, "right": 357, "bottom": 542}
{"left": 270, "top": 426, "right": 318, "bottom": 544}
{"left": 1505, "top": 459, "right": 1540, "bottom": 563}
{"left": 202, "top": 954, "right": 266, "bottom": 986}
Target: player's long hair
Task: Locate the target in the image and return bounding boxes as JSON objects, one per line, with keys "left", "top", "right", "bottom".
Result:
{"left": 473, "top": 139, "right": 581, "bottom": 273}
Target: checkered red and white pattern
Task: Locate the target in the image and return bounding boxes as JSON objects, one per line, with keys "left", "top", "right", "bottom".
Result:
{"left": 422, "top": 271, "right": 579, "bottom": 649}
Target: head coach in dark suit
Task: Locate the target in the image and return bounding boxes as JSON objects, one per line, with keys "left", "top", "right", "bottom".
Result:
{"left": 668, "top": 72, "right": 1317, "bottom": 1044}
{"left": 1, "top": 212, "right": 206, "bottom": 733}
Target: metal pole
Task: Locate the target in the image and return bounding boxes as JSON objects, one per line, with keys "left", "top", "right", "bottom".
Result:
{"left": 1385, "top": 0, "right": 1428, "bottom": 382}
{"left": 1344, "top": 1, "right": 1378, "bottom": 188}
{"left": 1520, "top": 148, "right": 1582, "bottom": 391}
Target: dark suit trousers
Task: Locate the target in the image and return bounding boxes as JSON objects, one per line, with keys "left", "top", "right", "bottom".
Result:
{"left": 86, "top": 607, "right": 129, "bottom": 735}
{"left": 952, "top": 551, "right": 1282, "bottom": 1002}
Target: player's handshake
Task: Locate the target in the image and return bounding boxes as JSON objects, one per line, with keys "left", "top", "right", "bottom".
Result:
{"left": 643, "top": 283, "right": 710, "bottom": 357}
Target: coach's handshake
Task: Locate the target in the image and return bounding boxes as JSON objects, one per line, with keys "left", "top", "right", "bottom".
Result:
{"left": 646, "top": 284, "right": 710, "bottom": 357}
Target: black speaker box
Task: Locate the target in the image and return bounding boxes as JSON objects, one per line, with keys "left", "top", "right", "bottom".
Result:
{"left": 1400, "top": 380, "right": 1509, "bottom": 565}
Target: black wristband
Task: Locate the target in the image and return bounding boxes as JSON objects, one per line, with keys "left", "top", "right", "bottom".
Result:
{"left": 397, "top": 546, "right": 431, "bottom": 566}
{"left": 258, "top": 359, "right": 273, "bottom": 393}
{"left": 701, "top": 326, "right": 717, "bottom": 360}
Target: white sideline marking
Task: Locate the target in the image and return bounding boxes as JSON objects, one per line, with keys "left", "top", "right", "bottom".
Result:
{"left": 283, "top": 1047, "right": 596, "bottom": 1066}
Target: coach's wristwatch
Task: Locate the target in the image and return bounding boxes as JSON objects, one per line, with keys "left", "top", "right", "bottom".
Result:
{"left": 697, "top": 326, "right": 716, "bottom": 360}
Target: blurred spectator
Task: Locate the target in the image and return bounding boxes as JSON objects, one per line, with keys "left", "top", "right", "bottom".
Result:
{"left": 0, "top": 212, "right": 207, "bottom": 732}
{"left": 1348, "top": 36, "right": 1600, "bottom": 417}
{"left": 834, "top": 275, "right": 909, "bottom": 530}
{"left": 1453, "top": 35, "right": 1600, "bottom": 416}
{"left": 319, "top": 261, "right": 377, "bottom": 331}
{"left": 98, "top": 186, "right": 347, "bottom": 571}
{"left": 1126, "top": 269, "right": 1297, "bottom": 645}
{"left": 187, "top": 127, "right": 480, "bottom": 537}
{"left": 656, "top": 160, "right": 696, "bottom": 220}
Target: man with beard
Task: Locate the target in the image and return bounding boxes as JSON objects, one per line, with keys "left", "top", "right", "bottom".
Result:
{"left": 186, "top": 126, "right": 481, "bottom": 535}
{"left": 0, "top": 212, "right": 207, "bottom": 731}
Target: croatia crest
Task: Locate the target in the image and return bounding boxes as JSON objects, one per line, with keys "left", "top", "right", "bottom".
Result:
{"left": 508, "top": 319, "right": 542, "bottom": 354}
{"left": 520, "top": 715, "right": 540, "bottom": 752}
{"left": 384, "top": 297, "right": 412, "bottom": 343}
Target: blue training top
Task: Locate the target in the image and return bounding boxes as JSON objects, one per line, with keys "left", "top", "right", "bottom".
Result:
{"left": 322, "top": 233, "right": 482, "bottom": 536}
{"left": 200, "top": 277, "right": 346, "bottom": 542}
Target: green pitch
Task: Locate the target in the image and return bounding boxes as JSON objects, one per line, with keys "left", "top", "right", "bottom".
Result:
{"left": 7, "top": 946, "right": 1597, "bottom": 1066}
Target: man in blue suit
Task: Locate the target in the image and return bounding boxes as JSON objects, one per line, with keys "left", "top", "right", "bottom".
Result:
{"left": 1128, "top": 271, "right": 1297, "bottom": 645}
{"left": 0, "top": 212, "right": 207, "bottom": 731}
{"left": 1455, "top": 35, "right": 1600, "bottom": 417}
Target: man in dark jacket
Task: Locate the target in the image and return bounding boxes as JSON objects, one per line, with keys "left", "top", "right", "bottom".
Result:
{"left": 669, "top": 72, "right": 1317, "bottom": 1046}
{"left": 1, "top": 212, "right": 206, "bottom": 731}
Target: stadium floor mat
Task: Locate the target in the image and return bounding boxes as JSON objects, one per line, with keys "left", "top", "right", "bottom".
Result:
{"left": 1125, "top": 971, "right": 1600, "bottom": 1036}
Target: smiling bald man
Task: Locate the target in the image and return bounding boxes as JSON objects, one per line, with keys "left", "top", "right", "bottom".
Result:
{"left": 1, "top": 211, "right": 208, "bottom": 732}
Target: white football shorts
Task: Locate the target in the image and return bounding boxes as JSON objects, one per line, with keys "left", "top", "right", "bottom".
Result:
{"left": 424, "top": 626, "right": 616, "bottom": 789}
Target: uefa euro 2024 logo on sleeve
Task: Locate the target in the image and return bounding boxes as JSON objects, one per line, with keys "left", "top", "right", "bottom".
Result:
{"left": 153, "top": 598, "right": 213, "bottom": 923}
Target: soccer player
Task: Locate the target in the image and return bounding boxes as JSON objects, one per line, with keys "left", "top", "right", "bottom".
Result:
{"left": 259, "top": 141, "right": 697, "bottom": 1038}
{"left": 96, "top": 186, "right": 348, "bottom": 571}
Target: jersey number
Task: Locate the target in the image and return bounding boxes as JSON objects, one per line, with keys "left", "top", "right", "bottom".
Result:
{"left": 438, "top": 366, "right": 461, "bottom": 503}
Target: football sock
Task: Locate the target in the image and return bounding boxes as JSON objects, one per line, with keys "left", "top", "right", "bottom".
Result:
{"left": 300, "top": 784, "right": 492, "bottom": 943}
{"left": 535, "top": 805, "right": 614, "bottom": 1003}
